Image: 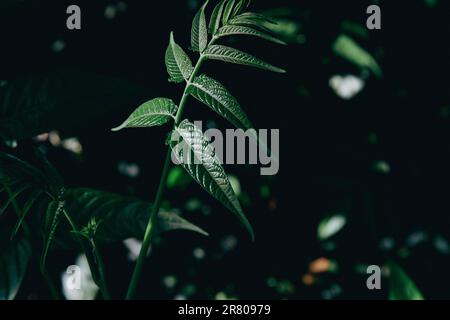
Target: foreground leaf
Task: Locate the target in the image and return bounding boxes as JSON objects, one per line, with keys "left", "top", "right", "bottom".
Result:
{"left": 191, "top": 1, "right": 209, "bottom": 52}
{"left": 112, "top": 98, "right": 177, "bottom": 131}
{"left": 209, "top": 0, "right": 226, "bottom": 35}
{"left": 188, "top": 74, "right": 253, "bottom": 129}
{"left": 232, "top": 0, "right": 251, "bottom": 17}
{"left": 388, "top": 261, "right": 424, "bottom": 300}
{"left": 63, "top": 188, "right": 208, "bottom": 243}
{"left": 228, "top": 14, "right": 276, "bottom": 34}
{"left": 238, "top": 12, "right": 277, "bottom": 24}
{"left": 222, "top": 0, "right": 236, "bottom": 25}
{"left": 0, "top": 236, "right": 31, "bottom": 300}
{"left": 215, "top": 25, "right": 286, "bottom": 45}
{"left": 169, "top": 120, "right": 254, "bottom": 240}
{"left": 204, "top": 45, "right": 286, "bottom": 73}
{"left": 165, "top": 32, "right": 194, "bottom": 83}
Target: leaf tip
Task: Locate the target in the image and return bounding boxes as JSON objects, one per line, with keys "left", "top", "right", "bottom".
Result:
{"left": 111, "top": 125, "right": 124, "bottom": 132}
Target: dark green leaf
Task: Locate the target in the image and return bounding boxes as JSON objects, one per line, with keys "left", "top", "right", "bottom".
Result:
{"left": 333, "top": 34, "right": 382, "bottom": 78}
{"left": 209, "top": 0, "right": 226, "bottom": 35}
{"left": 111, "top": 98, "right": 177, "bottom": 131}
{"left": 0, "top": 71, "right": 148, "bottom": 141}
{"left": 169, "top": 120, "right": 254, "bottom": 240}
{"left": 215, "top": 25, "right": 286, "bottom": 45}
{"left": 191, "top": 1, "right": 209, "bottom": 52}
{"left": 0, "top": 183, "right": 30, "bottom": 217}
{"left": 228, "top": 16, "right": 275, "bottom": 34}
{"left": 165, "top": 32, "right": 194, "bottom": 83}
{"left": 237, "top": 12, "right": 277, "bottom": 24}
{"left": 40, "top": 195, "right": 65, "bottom": 270}
{"left": 222, "top": 0, "right": 236, "bottom": 25}
{"left": 388, "top": 261, "right": 424, "bottom": 300}
{"left": 0, "top": 236, "right": 31, "bottom": 300}
{"left": 11, "top": 189, "right": 44, "bottom": 238}
{"left": 204, "top": 45, "right": 286, "bottom": 73}
{"left": 188, "top": 74, "right": 253, "bottom": 129}
{"left": 63, "top": 188, "right": 208, "bottom": 243}
{"left": 232, "top": 0, "right": 251, "bottom": 17}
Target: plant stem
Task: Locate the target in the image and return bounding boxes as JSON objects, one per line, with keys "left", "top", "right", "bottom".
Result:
{"left": 125, "top": 53, "right": 207, "bottom": 300}
{"left": 63, "top": 209, "right": 111, "bottom": 300}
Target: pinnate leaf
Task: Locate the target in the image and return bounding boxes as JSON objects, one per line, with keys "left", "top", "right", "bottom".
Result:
{"left": 112, "top": 98, "right": 177, "bottom": 131}
{"left": 188, "top": 74, "right": 253, "bottom": 129}
{"left": 165, "top": 32, "right": 194, "bottom": 83}
{"left": 209, "top": 0, "right": 226, "bottom": 35}
{"left": 191, "top": 1, "right": 209, "bottom": 52}
{"left": 169, "top": 120, "right": 254, "bottom": 240}
{"left": 222, "top": 0, "right": 236, "bottom": 25}
{"left": 216, "top": 25, "right": 286, "bottom": 45}
{"left": 204, "top": 45, "right": 286, "bottom": 73}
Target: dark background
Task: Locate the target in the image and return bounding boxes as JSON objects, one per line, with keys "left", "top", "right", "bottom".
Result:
{"left": 1, "top": 0, "right": 450, "bottom": 299}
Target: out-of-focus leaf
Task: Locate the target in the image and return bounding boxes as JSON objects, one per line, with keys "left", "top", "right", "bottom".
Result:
{"left": 0, "top": 235, "right": 31, "bottom": 300}
{"left": 388, "top": 261, "right": 424, "bottom": 300}
{"left": 317, "top": 214, "right": 346, "bottom": 241}
{"left": 0, "top": 71, "right": 148, "bottom": 141}
{"left": 62, "top": 188, "right": 208, "bottom": 243}
{"left": 41, "top": 195, "right": 65, "bottom": 270}
{"left": 333, "top": 34, "right": 382, "bottom": 78}
{"left": 166, "top": 166, "right": 192, "bottom": 189}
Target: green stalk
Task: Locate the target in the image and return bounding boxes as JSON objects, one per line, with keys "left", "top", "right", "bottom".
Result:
{"left": 125, "top": 52, "right": 209, "bottom": 300}
{"left": 63, "top": 209, "right": 111, "bottom": 300}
